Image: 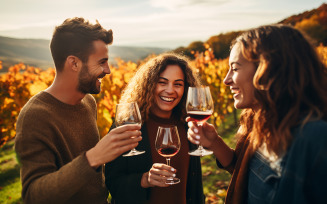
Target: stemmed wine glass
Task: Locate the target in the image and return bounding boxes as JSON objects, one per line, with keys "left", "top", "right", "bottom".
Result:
{"left": 155, "top": 126, "right": 181, "bottom": 185}
{"left": 186, "top": 86, "right": 214, "bottom": 156}
{"left": 115, "top": 102, "right": 145, "bottom": 157}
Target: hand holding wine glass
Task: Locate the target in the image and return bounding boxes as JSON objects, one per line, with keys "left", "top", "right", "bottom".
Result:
{"left": 115, "top": 102, "right": 145, "bottom": 157}
{"left": 155, "top": 126, "right": 181, "bottom": 185}
{"left": 186, "top": 86, "right": 214, "bottom": 156}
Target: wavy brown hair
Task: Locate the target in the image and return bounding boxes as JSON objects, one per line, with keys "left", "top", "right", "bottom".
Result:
{"left": 119, "top": 53, "right": 201, "bottom": 122}
{"left": 234, "top": 24, "right": 327, "bottom": 154}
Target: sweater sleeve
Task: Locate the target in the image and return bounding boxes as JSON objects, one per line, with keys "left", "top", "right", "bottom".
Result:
{"left": 215, "top": 134, "right": 248, "bottom": 174}
{"left": 15, "top": 105, "right": 103, "bottom": 204}
{"left": 216, "top": 151, "right": 236, "bottom": 174}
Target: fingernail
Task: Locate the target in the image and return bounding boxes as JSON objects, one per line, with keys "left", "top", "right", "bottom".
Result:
{"left": 195, "top": 141, "right": 200, "bottom": 144}
{"left": 171, "top": 168, "right": 175, "bottom": 171}
{"left": 195, "top": 135, "right": 200, "bottom": 139}
{"left": 173, "top": 174, "right": 176, "bottom": 177}
{"left": 194, "top": 128, "right": 198, "bottom": 133}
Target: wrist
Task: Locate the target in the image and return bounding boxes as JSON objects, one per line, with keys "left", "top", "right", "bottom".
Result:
{"left": 208, "top": 135, "right": 221, "bottom": 151}
{"left": 86, "top": 148, "right": 101, "bottom": 169}
{"left": 141, "top": 172, "right": 151, "bottom": 188}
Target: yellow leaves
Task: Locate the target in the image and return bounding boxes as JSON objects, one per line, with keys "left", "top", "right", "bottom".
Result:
{"left": 206, "top": 76, "right": 212, "bottom": 84}
{"left": 220, "top": 86, "right": 225, "bottom": 94}
{"left": 3, "top": 98, "right": 14, "bottom": 109}
{"left": 317, "top": 44, "right": 327, "bottom": 65}
{"left": 29, "top": 81, "right": 48, "bottom": 96}
{"left": 217, "top": 189, "right": 227, "bottom": 198}
{"left": 112, "top": 77, "right": 124, "bottom": 89}
{"left": 227, "top": 105, "right": 234, "bottom": 114}
{"left": 0, "top": 63, "right": 51, "bottom": 147}
{"left": 1, "top": 44, "right": 327, "bottom": 146}
{"left": 295, "top": 13, "right": 320, "bottom": 30}
{"left": 123, "top": 72, "right": 135, "bottom": 84}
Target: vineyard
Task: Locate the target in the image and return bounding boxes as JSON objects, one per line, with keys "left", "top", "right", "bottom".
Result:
{"left": 1, "top": 45, "right": 327, "bottom": 203}
{"left": 2, "top": 45, "right": 327, "bottom": 146}
{"left": 0, "top": 45, "right": 238, "bottom": 147}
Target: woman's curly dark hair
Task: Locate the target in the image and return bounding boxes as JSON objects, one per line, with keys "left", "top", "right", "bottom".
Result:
{"left": 119, "top": 52, "right": 202, "bottom": 122}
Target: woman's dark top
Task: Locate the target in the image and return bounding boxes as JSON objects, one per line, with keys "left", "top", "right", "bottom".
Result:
{"left": 105, "top": 113, "right": 205, "bottom": 204}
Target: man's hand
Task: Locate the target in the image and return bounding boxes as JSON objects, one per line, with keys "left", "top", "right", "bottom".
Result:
{"left": 86, "top": 124, "right": 142, "bottom": 169}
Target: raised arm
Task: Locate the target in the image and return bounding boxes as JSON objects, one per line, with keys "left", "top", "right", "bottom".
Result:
{"left": 186, "top": 119, "right": 235, "bottom": 172}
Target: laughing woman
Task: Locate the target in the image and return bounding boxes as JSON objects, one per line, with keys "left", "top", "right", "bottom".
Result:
{"left": 187, "top": 24, "right": 327, "bottom": 204}
{"left": 105, "top": 53, "right": 205, "bottom": 204}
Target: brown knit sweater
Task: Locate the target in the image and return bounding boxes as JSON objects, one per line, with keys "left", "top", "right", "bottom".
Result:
{"left": 15, "top": 91, "right": 108, "bottom": 204}
{"left": 146, "top": 113, "right": 190, "bottom": 204}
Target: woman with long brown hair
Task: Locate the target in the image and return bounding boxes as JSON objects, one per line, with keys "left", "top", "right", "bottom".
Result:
{"left": 187, "top": 24, "right": 327, "bottom": 203}
{"left": 105, "top": 53, "right": 205, "bottom": 204}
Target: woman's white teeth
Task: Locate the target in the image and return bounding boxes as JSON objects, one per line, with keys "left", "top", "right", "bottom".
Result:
{"left": 231, "top": 89, "right": 240, "bottom": 94}
{"left": 161, "top": 96, "right": 174, "bottom": 102}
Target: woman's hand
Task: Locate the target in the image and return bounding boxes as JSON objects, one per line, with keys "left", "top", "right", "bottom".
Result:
{"left": 186, "top": 117, "right": 219, "bottom": 150}
{"left": 141, "top": 163, "right": 176, "bottom": 188}
{"left": 186, "top": 117, "right": 235, "bottom": 168}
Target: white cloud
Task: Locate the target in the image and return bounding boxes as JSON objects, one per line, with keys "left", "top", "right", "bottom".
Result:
{"left": 0, "top": 0, "right": 326, "bottom": 48}
{"left": 150, "top": 0, "right": 228, "bottom": 10}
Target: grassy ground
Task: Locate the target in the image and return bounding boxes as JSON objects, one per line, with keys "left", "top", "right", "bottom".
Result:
{"left": 201, "top": 111, "right": 239, "bottom": 204}
{"left": 0, "top": 112, "right": 239, "bottom": 204}
{"left": 0, "top": 140, "right": 22, "bottom": 204}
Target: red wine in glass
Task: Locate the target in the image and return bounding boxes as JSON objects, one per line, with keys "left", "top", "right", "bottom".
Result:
{"left": 186, "top": 86, "right": 214, "bottom": 156}
{"left": 187, "top": 110, "right": 212, "bottom": 124}
{"left": 155, "top": 126, "right": 181, "bottom": 185}
{"left": 158, "top": 146, "right": 179, "bottom": 157}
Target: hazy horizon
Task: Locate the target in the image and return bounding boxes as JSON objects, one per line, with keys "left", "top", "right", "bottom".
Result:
{"left": 0, "top": 0, "right": 325, "bottom": 48}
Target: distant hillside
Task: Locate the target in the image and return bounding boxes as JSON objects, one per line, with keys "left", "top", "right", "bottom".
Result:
{"left": 0, "top": 36, "right": 169, "bottom": 72}
{"left": 279, "top": 3, "right": 327, "bottom": 45}
{"left": 175, "top": 3, "right": 327, "bottom": 59}
{"left": 279, "top": 3, "right": 327, "bottom": 26}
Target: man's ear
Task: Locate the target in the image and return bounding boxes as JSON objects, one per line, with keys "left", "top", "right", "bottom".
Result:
{"left": 66, "top": 55, "right": 81, "bottom": 72}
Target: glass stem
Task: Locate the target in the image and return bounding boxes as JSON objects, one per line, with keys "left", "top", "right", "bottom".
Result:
{"left": 166, "top": 157, "right": 171, "bottom": 166}
{"left": 198, "top": 122, "right": 203, "bottom": 148}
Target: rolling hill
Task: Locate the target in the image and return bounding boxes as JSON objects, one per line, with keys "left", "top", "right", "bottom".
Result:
{"left": 1, "top": 3, "right": 326, "bottom": 71}
{"left": 175, "top": 3, "right": 327, "bottom": 59}
{"left": 0, "top": 36, "right": 169, "bottom": 72}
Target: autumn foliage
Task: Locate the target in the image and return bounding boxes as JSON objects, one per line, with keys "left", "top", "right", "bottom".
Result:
{"left": 1, "top": 45, "right": 327, "bottom": 148}
{"left": 0, "top": 47, "right": 229, "bottom": 147}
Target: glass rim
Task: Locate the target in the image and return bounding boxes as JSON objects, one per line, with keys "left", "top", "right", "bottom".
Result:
{"left": 116, "top": 102, "right": 137, "bottom": 105}
{"left": 157, "top": 125, "right": 178, "bottom": 129}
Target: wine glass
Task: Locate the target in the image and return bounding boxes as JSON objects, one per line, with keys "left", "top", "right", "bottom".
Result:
{"left": 186, "top": 86, "right": 214, "bottom": 156}
{"left": 115, "top": 102, "right": 145, "bottom": 157}
{"left": 155, "top": 126, "right": 181, "bottom": 185}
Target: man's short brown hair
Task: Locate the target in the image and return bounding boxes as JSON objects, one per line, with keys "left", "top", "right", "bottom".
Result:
{"left": 50, "top": 17, "right": 113, "bottom": 72}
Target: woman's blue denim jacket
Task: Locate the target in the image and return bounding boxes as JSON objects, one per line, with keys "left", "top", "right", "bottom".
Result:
{"left": 247, "top": 119, "right": 327, "bottom": 204}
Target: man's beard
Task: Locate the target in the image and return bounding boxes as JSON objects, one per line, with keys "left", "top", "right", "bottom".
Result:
{"left": 77, "top": 64, "right": 101, "bottom": 94}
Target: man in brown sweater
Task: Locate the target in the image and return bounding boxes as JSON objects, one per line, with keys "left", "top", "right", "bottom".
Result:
{"left": 15, "top": 17, "right": 142, "bottom": 204}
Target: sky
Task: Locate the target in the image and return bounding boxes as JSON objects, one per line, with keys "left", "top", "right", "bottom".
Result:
{"left": 0, "top": 0, "right": 326, "bottom": 48}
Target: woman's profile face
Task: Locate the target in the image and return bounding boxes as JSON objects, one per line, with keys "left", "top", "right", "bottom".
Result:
{"left": 151, "top": 64, "right": 185, "bottom": 118}
{"left": 224, "top": 43, "right": 257, "bottom": 110}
